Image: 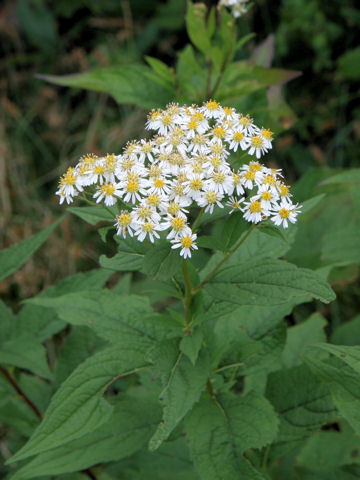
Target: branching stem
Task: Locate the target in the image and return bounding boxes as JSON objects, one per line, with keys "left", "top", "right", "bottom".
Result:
{"left": 182, "top": 261, "right": 193, "bottom": 333}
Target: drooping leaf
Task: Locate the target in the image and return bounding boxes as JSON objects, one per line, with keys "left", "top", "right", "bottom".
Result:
{"left": 11, "top": 396, "right": 162, "bottom": 479}
{"left": 7, "top": 345, "right": 150, "bottom": 463}
{"left": 148, "top": 341, "right": 210, "bottom": 451}
{"left": 205, "top": 258, "right": 335, "bottom": 307}
{"left": 0, "top": 217, "right": 63, "bottom": 281}
{"left": 38, "top": 65, "right": 174, "bottom": 109}
{"left": 186, "top": 391, "right": 278, "bottom": 480}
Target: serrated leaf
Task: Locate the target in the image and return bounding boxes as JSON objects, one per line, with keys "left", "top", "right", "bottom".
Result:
{"left": 27, "top": 290, "right": 181, "bottom": 347}
{"left": 142, "top": 240, "right": 182, "bottom": 280}
{"left": 67, "top": 205, "right": 115, "bottom": 225}
{"left": 180, "top": 329, "right": 203, "bottom": 365}
{"left": 266, "top": 365, "right": 337, "bottom": 459}
{"left": 0, "top": 217, "right": 63, "bottom": 281}
{"left": 148, "top": 341, "right": 210, "bottom": 451}
{"left": 205, "top": 258, "right": 335, "bottom": 306}
{"left": 38, "top": 65, "right": 174, "bottom": 109}
{"left": 7, "top": 345, "right": 149, "bottom": 463}
{"left": 11, "top": 397, "right": 162, "bottom": 479}
{"left": 186, "top": 391, "right": 278, "bottom": 480}
{"left": 281, "top": 313, "right": 327, "bottom": 368}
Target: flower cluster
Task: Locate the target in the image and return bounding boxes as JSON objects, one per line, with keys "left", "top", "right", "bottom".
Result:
{"left": 56, "top": 101, "right": 301, "bottom": 258}
{"left": 218, "top": 0, "right": 250, "bottom": 18}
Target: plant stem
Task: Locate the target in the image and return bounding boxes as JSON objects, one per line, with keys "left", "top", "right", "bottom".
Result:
{"left": 193, "top": 224, "right": 256, "bottom": 292}
{"left": 182, "top": 261, "right": 193, "bottom": 333}
{"left": 209, "top": 39, "right": 234, "bottom": 99}
{"left": 0, "top": 365, "right": 42, "bottom": 420}
{"left": 192, "top": 207, "right": 205, "bottom": 232}
{"left": 261, "top": 444, "right": 271, "bottom": 470}
{"left": 205, "top": 59, "right": 213, "bottom": 101}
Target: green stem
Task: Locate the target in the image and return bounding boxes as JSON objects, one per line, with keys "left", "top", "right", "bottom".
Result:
{"left": 193, "top": 224, "right": 256, "bottom": 292}
{"left": 182, "top": 261, "right": 193, "bottom": 333}
{"left": 192, "top": 208, "right": 205, "bottom": 232}
{"left": 261, "top": 444, "right": 271, "bottom": 470}
{"left": 80, "top": 193, "right": 116, "bottom": 219}
{"left": 208, "top": 38, "right": 234, "bottom": 99}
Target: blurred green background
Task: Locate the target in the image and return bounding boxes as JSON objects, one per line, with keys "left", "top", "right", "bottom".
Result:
{"left": 0, "top": 0, "right": 359, "bottom": 304}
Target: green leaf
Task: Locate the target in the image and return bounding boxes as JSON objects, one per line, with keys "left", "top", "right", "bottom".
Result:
{"left": 15, "top": 269, "right": 111, "bottom": 342}
{"left": 322, "top": 224, "right": 360, "bottom": 266}
{"left": 266, "top": 365, "right": 337, "bottom": 460}
{"left": 331, "top": 315, "right": 360, "bottom": 346}
{"left": 186, "top": 391, "right": 278, "bottom": 480}
{"left": 337, "top": 47, "right": 360, "bottom": 79}
{"left": 185, "top": 2, "right": 212, "bottom": 56}
{"left": 145, "top": 56, "right": 175, "bottom": 85}
{"left": 180, "top": 329, "right": 204, "bottom": 365}
{"left": 300, "top": 194, "right": 327, "bottom": 214}
{"left": 100, "top": 236, "right": 148, "bottom": 272}
{"left": 142, "top": 240, "right": 183, "bottom": 280}
{"left": 297, "top": 431, "right": 360, "bottom": 471}
{"left": 67, "top": 205, "right": 115, "bottom": 225}
{"left": 8, "top": 345, "right": 150, "bottom": 463}
{"left": 0, "top": 335, "right": 51, "bottom": 379}
{"left": 205, "top": 258, "right": 335, "bottom": 306}
{"left": 281, "top": 313, "right": 327, "bottom": 368}
{"left": 11, "top": 396, "right": 162, "bottom": 479}
{"left": 38, "top": 65, "right": 174, "bottom": 109}
{"left": 0, "top": 217, "right": 63, "bottom": 281}
{"left": 27, "top": 290, "right": 181, "bottom": 347}
{"left": 148, "top": 341, "right": 210, "bottom": 451}
{"left": 176, "top": 45, "right": 207, "bottom": 101}
{"left": 217, "top": 212, "right": 248, "bottom": 252}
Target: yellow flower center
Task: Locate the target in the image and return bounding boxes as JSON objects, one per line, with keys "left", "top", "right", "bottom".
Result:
{"left": 223, "top": 106, "right": 233, "bottom": 115}
{"left": 251, "top": 136, "right": 264, "bottom": 148}
{"left": 206, "top": 192, "right": 217, "bottom": 203}
{"left": 232, "top": 201, "right": 240, "bottom": 209}
{"left": 193, "top": 134, "right": 206, "bottom": 145}
{"left": 279, "top": 185, "right": 289, "bottom": 196}
{"left": 117, "top": 212, "right": 131, "bottom": 226}
{"left": 239, "top": 115, "right": 251, "bottom": 126}
{"left": 244, "top": 171, "right": 255, "bottom": 181}
{"left": 213, "top": 126, "right": 226, "bottom": 138}
{"left": 126, "top": 180, "right": 139, "bottom": 193}
{"left": 213, "top": 172, "right": 225, "bottom": 184}
{"left": 206, "top": 100, "right": 220, "bottom": 110}
{"left": 142, "top": 143, "right": 153, "bottom": 153}
{"left": 211, "top": 157, "right": 222, "bottom": 168}
{"left": 171, "top": 217, "right": 185, "bottom": 230}
{"left": 188, "top": 119, "right": 198, "bottom": 130}
{"left": 261, "top": 128, "right": 274, "bottom": 140}
{"left": 101, "top": 184, "right": 115, "bottom": 196}
{"left": 190, "top": 178, "right": 203, "bottom": 190}
{"left": 264, "top": 175, "right": 276, "bottom": 186}
{"left": 250, "top": 201, "right": 262, "bottom": 213}
{"left": 94, "top": 165, "right": 105, "bottom": 175}
{"left": 161, "top": 115, "right": 173, "bottom": 126}
{"left": 122, "top": 158, "right": 135, "bottom": 170}
{"left": 147, "top": 194, "right": 161, "bottom": 207}
{"left": 137, "top": 206, "right": 152, "bottom": 219}
{"left": 211, "top": 144, "right": 224, "bottom": 155}
{"left": 181, "top": 236, "right": 193, "bottom": 248}
{"left": 233, "top": 173, "right": 240, "bottom": 184}
{"left": 193, "top": 112, "right": 205, "bottom": 121}
{"left": 261, "top": 191, "right": 272, "bottom": 201}
{"left": 233, "top": 131, "right": 244, "bottom": 142}
{"left": 154, "top": 178, "right": 165, "bottom": 189}
{"left": 279, "top": 208, "right": 290, "bottom": 219}
{"left": 249, "top": 162, "right": 262, "bottom": 172}
{"left": 168, "top": 202, "right": 180, "bottom": 215}
{"left": 143, "top": 222, "right": 154, "bottom": 232}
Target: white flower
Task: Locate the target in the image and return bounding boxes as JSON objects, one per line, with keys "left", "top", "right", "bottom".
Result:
{"left": 205, "top": 168, "right": 233, "bottom": 195}
{"left": 227, "top": 195, "right": 244, "bottom": 213}
{"left": 197, "top": 189, "right": 224, "bottom": 214}
{"left": 171, "top": 232, "right": 198, "bottom": 259}
{"left": 226, "top": 129, "right": 248, "bottom": 152}
{"left": 134, "top": 220, "right": 162, "bottom": 243}
{"left": 271, "top": 200, "right": 301, "bottom": 228}
{"left": 201, "top": 100, "right": 223, "bottom": 119}
{"left": 247, "top": 135, "right": 269, "bottom": 159}
{"left": 115, "top": 211, "right": 135, "bottom": 238}
{"left": 252, "top": 185, "right": 279, "bottom": 209}
{"left": 161, "top": 213, "right": 191, "bottom": 240}
{"left": 93, "top": 183, "right": 121, "bottom": 206}
{"left": 243, "top": 200, "right": 270, "bottom": 224}
{"left": 119, "top": 173, "right": 149, "bottom": 204}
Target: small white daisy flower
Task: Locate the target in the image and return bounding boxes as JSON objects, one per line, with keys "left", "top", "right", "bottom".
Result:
{"left": 171, "top": 232, "right": 198, "bottom": 259}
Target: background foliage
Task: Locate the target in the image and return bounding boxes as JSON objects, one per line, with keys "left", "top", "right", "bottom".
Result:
{"left": 0, "top": 0, "right": 359, "bottom": 479}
